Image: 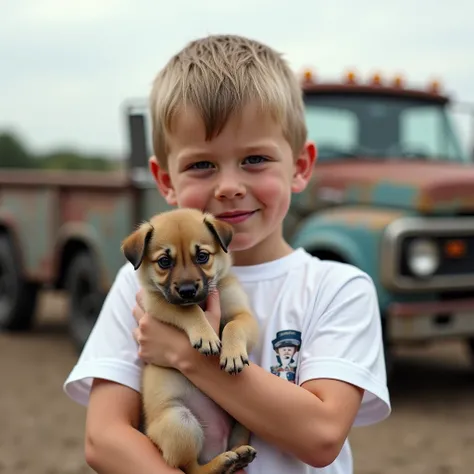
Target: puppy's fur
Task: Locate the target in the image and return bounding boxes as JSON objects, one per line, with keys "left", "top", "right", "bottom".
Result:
{"left": 121, "top": 208, "right": 259, "bottom": 474}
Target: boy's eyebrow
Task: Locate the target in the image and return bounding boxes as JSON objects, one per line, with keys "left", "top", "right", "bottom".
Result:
{"left": 238, "top": 142, "right": 280, "bottom": 155}
{"left": 177, "top": 149, "right": 215, "bottom": 161}
{"left": 176, "top": 141, "right": 280, "bottom": 162}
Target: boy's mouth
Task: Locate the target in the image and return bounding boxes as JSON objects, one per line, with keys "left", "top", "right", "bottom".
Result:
{"left": 216, "top": 210, "right": 257, "bottom": 224}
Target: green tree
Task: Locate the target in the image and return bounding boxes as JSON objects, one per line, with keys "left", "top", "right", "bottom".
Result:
{"left": 0, "top": 130, "right": 120, "bottom": 171}
{"left": 0, "top": 131, "right": 35, "bottom": 168}
{"left": 38, "top": 150, "right": 117, "bottom": 171}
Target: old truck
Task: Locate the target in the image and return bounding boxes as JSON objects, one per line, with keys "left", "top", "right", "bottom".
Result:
{"left": 1, "top": 70, "right": 473, "bottom": 376}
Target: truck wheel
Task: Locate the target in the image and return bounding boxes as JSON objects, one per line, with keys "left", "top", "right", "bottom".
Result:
{"left": 467, "top": 338, "right": 474, "bottom": 365}
{"left": 66, "top": 251, "right": 105, "bottom": 352}
{"left": 0, "top": 236, "right": 38, "bottom": 331}
{"left": 382, "top": 316, "right": 394, "bottom": 382}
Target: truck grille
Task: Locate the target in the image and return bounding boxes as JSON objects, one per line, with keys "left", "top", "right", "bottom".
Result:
{"left": 381, "top": 217, "right": 474, "bottom": 292}
{"left": 399, "top": 235, "right": 474, "bottom": 277}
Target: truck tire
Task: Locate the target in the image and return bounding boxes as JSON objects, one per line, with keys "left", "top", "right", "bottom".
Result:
{"left": 467, "top": 338, "right": 474, "bottom": 365}
{"left": 0, "top": 236, "right": 39, "bottom": 331}
{"left": 382, "top": 316, "right": 394, "bottom": 382}
{"left": 66, "top": 251, "right": 105, "bottom": 352}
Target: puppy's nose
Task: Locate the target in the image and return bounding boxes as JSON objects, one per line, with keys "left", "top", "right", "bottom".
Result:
{"left": 177, "top": 282, "right": 198, "bottom": 300}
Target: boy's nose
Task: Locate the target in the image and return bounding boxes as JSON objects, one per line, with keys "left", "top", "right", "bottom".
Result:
{"left": 215, "top": 178, "right": 246, "bottom": 200}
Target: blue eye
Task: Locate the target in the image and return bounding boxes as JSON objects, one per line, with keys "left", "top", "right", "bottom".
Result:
{"left": 189, "top": 161, "right": 214, "bottom": 170}
{"left": 195, "top": 250, "right": 210, "bottom": 264}
{"left": 244, "top": 155, "right": 267, "bottom": 165}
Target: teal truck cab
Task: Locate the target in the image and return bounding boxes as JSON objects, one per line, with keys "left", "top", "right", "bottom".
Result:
{"left": 1, "top": 70, "right": 473, "bottom": 372}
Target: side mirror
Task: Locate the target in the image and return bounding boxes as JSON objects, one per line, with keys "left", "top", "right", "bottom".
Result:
{"left": 121, "top": 99, "right": 151, "bottom": 172}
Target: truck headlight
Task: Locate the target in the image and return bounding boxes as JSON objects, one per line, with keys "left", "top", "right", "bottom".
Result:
{"left": 407, "top": 238, "right": 440, "bottom": 277}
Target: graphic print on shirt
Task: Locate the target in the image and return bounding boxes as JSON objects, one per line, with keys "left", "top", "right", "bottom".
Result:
{"left": 269, "top": 330, "right": 301, "bottom": 384}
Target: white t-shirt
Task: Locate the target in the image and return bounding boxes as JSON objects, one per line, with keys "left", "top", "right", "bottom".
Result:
{"left": 63, "top": 247, "right": 391, "bottom": 474}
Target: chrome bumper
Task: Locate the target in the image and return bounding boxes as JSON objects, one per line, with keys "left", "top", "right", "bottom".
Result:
{"left": 387, "top": 298, "right": 474, "bottom": 342}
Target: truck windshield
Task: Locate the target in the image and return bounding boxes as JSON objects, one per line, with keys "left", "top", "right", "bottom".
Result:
{"left": 304, "top": 94, "right": 468, "bottom": 163}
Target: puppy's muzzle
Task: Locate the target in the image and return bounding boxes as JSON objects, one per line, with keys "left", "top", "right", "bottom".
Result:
{"left": 169, "top": 280, "right": 207, "bottom": 305}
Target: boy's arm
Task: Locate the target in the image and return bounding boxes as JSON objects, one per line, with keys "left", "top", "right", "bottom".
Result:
{"left": 85, "top": 378, "right": 183, "bottom": 474}
{"left": 178, "top": 353, "right": 363, "bottom": 468}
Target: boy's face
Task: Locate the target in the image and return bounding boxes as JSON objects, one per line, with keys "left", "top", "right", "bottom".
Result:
{"left": 149, "top": 102, "right": 316, "bottom": 265}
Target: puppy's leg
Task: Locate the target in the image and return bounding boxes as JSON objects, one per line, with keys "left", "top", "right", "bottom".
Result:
{"left": 143, "top": 366, "right": 202, "bottom": 469}
{"left": 219, "top": 309, "right": 259, "bottom": 374}
{"left": 148, "top": 407, "right": 254, "bottom": 474}
{"left": 143, "top": 367, "right": 246, "bottom": 474}
{"left": 147, "top": 404, "right": 204, "bottom": 468}
{"left": 228, "top": 421, "right": 251, "bottom": 450}
{"left": 228, "top": 421, "right": 257, "bottom": 472}
{"left": 217, "top": 278, "right": 259, "bottom": 374}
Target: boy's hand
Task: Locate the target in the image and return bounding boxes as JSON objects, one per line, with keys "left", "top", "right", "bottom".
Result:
{"left": 132, "top": 289, "right": 222, "bottom": 368}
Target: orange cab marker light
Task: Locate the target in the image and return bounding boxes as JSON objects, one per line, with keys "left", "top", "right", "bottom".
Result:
{"left": 346, "top": 70, "right": 357, "bottom": 84}
{"left": 371, "top": 73, "right": 382, "bottom": 86}
{"left": 393, "top": 75, "right": 404, "bottom": 88}
{"left": 302, "top": 69, "right": 314, "bottom": 83}
{"left": 429, "top": 79, "right": 441, "bottom": 94}
{"left": 444, "top": 239, "right": 466, "bottom": 258}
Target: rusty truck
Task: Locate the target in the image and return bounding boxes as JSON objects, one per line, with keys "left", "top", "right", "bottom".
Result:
{"left": 1, "top": 70, "right": 473, "bottom": 376}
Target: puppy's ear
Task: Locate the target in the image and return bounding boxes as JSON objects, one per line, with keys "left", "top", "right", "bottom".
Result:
{"left": 121, "top": 222, "right": 154, "bottom": 270}
{"left": 204, "top": 215, "right": 233, "bottom": 253}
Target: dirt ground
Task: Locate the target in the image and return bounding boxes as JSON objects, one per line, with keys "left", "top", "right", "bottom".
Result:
{"left": 1, "top": 291, "right": 474, "bottom": 474}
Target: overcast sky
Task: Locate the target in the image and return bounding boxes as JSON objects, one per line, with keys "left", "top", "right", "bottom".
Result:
{"left": 1, "top": 0, "right": 473, "bottom": 160}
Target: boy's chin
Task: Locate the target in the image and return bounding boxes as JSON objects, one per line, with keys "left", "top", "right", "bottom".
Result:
{"left": 228, "top": 233, "right": 258, "bottom": 253}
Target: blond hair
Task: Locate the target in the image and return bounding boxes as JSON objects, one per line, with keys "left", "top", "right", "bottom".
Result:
{"left": 149, "top": 34, "right": 307, "bottom": 167}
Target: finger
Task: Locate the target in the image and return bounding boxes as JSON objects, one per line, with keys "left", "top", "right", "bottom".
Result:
{"left": 205, "top": 290, "right": 221, "bottom": 333}
{"left": 206, "top": 289, "right": 220, "bottom": 313}
{"left": 132, "top": 304, "right": 144, "bottom": 324}
{"left": 136, "top": 288, "right": 146, "bottom": 311}
{"left": 132, "top": 327, "right": 141, "bottom": 343}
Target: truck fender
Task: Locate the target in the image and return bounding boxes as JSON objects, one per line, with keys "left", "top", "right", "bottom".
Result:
{"left": 53, "top": 222, "right": 107, "bottom": 291}
{"left": 0, "top": 211, "right": 26, "bottom": 274}
{"left": 291, "top": 218, "right": 368, "bottom": 272}
{"left": 290, "top": 208, "right": 408, "bottom": 313}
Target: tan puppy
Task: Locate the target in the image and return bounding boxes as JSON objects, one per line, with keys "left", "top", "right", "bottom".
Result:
{"left": 121, "top": 208, "right": 259, "bottom": 474}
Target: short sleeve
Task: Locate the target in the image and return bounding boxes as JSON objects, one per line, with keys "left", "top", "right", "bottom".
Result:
{"left": 63, "top": 263, "right": 143, "bottom": 406}
{"left": 298, "top": 266, "right": 391, "bottom": 426}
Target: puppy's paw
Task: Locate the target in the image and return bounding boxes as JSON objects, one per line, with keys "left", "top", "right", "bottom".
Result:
{"left": 190, "top": 332, "right": 221, "bottom": 356}
{"left": 219, "top": 345, "right": 249, "bottom": 375}
{"left": 227, "top": 446, "right": 257, "bottom": 472}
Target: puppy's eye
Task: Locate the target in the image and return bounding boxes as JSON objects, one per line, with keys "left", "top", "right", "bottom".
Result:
{"left": 195, "top": 251, "right": 210, "bottom": 264}
{"left": 157, "top": 255, "right": 172, "bottom": 269}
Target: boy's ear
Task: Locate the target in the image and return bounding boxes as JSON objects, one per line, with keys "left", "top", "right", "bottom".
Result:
{"left": 291, "top": 141, "right": 317, "bottom": 194}
{"left": 149, "top": 156, "right": 177, "bottom": 205}
{"left": 121, "top": 222, "right": 154, "bottom": 270}
{"left": 204, "top": 215, "right": 234, "bottom": 253}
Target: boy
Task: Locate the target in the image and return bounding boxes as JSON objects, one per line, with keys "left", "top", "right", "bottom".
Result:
{"left": 63, "top": 34, "right": 391, "bottom": 474}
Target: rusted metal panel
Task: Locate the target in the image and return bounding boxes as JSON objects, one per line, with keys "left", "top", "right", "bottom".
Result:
{"left": 314, "top": 207, "right": 407, "bottom": 231}
{"left": 0, "top": 187, "right": 58, "bottom": 282}
{"left": 0, "top": 169, "right": 130, "bottom": 189}
{"left": 307, "top": 161, "right": 474, "bottom": 214}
